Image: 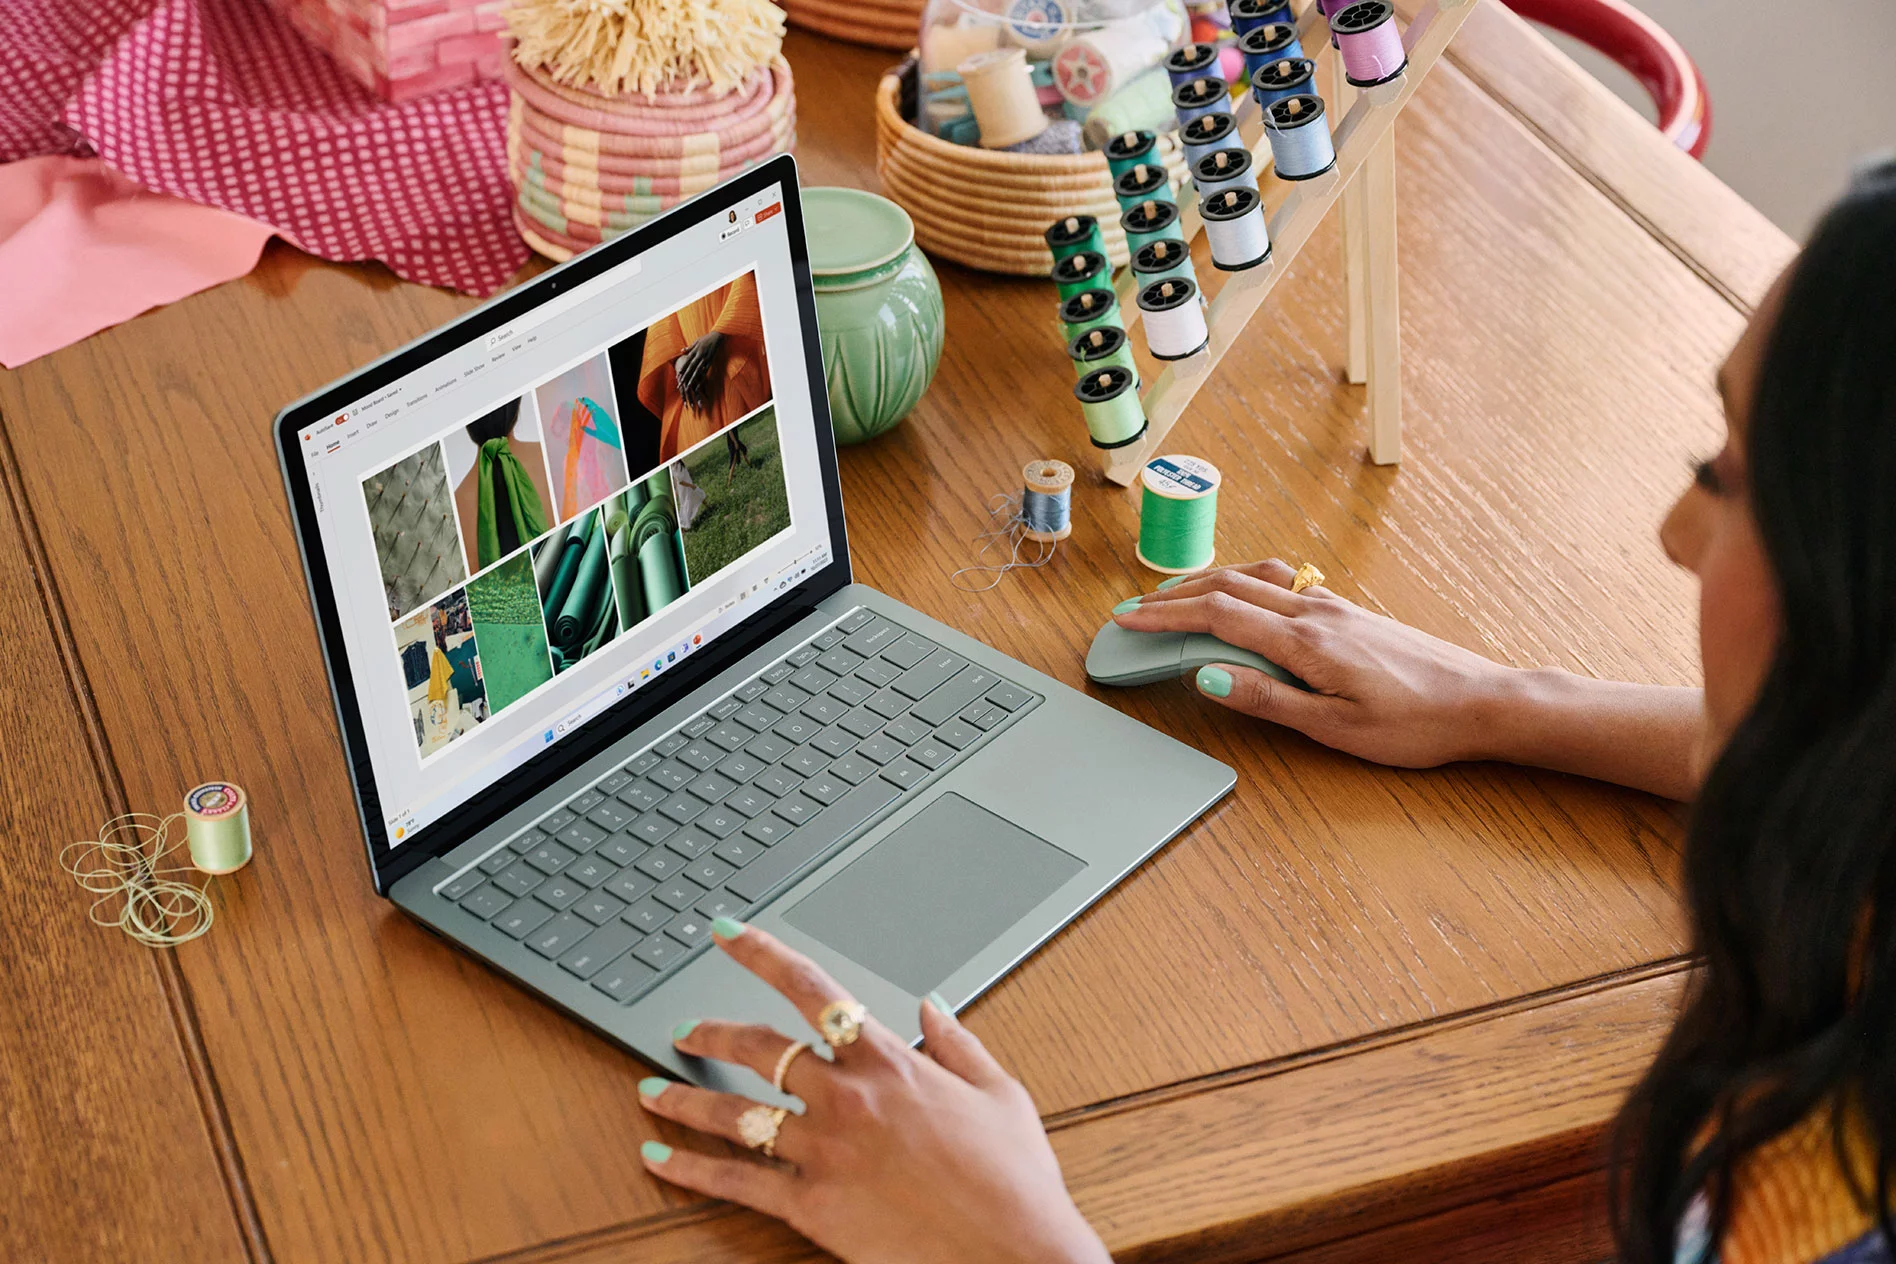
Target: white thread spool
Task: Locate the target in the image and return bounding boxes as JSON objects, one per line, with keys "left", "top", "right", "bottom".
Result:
{"left": 1193, "top": 147, "right": 1259, "bottom": 199}
{"left": 1053, "top": 18, "right": 1171, "bottom": 107}
{"left": 1138, "top": 277, "right": 1209, "bottom": 361}
{"left": 1264, "top": 93, "right": 1336, "bottom": 180}
{"left": 1003, "top": 0, "right": 1071, "bottom": 57}
{"left": 1200, "top": 187, "right": 1271, "bottom": 271}
{"left": 960, "top": 47, "right": 1047, "bottom": 149}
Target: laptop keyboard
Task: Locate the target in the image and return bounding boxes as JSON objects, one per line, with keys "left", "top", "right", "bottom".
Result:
{"left": 434, "top": 607, "right": 1041, "bottom": 1004}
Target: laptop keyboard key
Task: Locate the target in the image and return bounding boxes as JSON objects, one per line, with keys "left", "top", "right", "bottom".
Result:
{"left": 655, "top": 733, "right": 689, "bottom": 756}
{"left": 817, "top": 647, "right": 864, "bottom": 676}
{"left": 763, "top": 684, "right": 810, "bottom": 714}
{"left": 597, "top": 770, "right": 633, "bottom": 797}
{"left": 882, "top": 716, "right": 929, "bottom": 746}
{"left": 495, "top": 900, "right": 554, "bottom": 940}
{"left": 985, "top": 682, "right": 1034, "bottom": 712}
{"left": 568, "top": 789, "right": 604, "bottom": 815}
{"left": 597, "top": 833, "right": 646, "bottom": 868}
{"left": 830, "top": 753, "right": 878, "bottom": 785}
{"left": 811, "top": 628, "right": 846, "bottom": 651}
{"left": 556, "top": 820, "right": 605, "bottom": 853}
{"left": 710, "top": 695, "right": 744, "bottom": 720}
{"left": 605, "top": 869, "right": 656, "bottom": 904}
{"left": 716, "top": 750, "right": 767, "bottom": 783}
{"left": 894, "top": 653, "right": 966, "bottom": 702}
{"left": 686, "top": 770, "right": 738, "bottom": 803}
{"left": 666, "top": 913, "right": 713, "bottom": 948}
{"left": 856, "top": 659, "right": 900, "bottom": 689}
{"left": 528, "top": 911, "right": 591, "bottom": 958}
{"left": 735, "top": 678, "right": 771, "bottom": 702}
{"left": 657, "top": 792, "right": 707, "bottom": 825}
{"left": 742, "top": 815, "right": 794, "bottom": 846}
{"left": 745, "top": 732, "right": 794, "bottom": 763}
{"left": 618, "top": 781, "right": 665, "bottom": 812}
{"left": 648, "top": 762, "right": 692, "bottom": 792}
{"left": 828, "top": 677, "right": 874, "bottom": 708}
{"left": 724, "top": 786, "right": 775, "bottom": 818}
{"left": 686, "top": 856, "right": 736, "bottom": 888}
{"left": 962, "top": 702, "right": 1006, "bottom": 731}
{"left": 678, "top": 742, "right": 723, "bottom": 770}
{"left": 773, "top": 794, "right": 820, "bottom": 826}
{"left": 842, "top": 616, "right": 899, "bottom": 656}
{"left": 509, "top": 828, "right": 548, "bottom": 854}
{"left": 786, "top": 644, "right": 822, "bottom": 668}
{"left": 697, "top": 806, "right": 745, "bottom": 839}
{"left": 909, "top": 738, "right": 955, "bottom": 770}
{"left": 592, "top": 954, "right": 658, "bottom": 1000}
{"left": 753, "top": 766, "right": 803, "bottom": 799}
{"left": 461, "top": 885, "right": 514, "bottom": 921}
{"left": 791, "top": 665, "right": 836, "bottom": 695}
{"left": 835, "top": 607, "right": 875, "bottom": 633}
{"left": 664, "top": 827, "right": 717, "bottom": 859}
{"left": 726, "top": 780, "right": 902, "bottom": 903}
{"left": 493, "top": 862, "right": 544, "bottom": 898}
{"left": 682, "top": 715, "right": 717, "bottom": 738}
{"left": 574, "top": 891, "right": 626, "bottom": 925}
{"left": 561, "top": 921, "right": 639, "bottom": 978}
{"left": 568, "top": 854, "right": 616, "bottom": 888}
{"left": 855, "top": 735, "right": 904, "bottom": 766}
{"left": 801, "top": 772, "right": 849, "bottom": 805}
{"left": 635, "top": 848, "right": 686, "bottom": 880}
{"left": 624, "top": 751, "right": 661, "bottom": 776}
{"left": 633, "top": 935, "right": 687, "bottom": 971}
{"left": 587, "top": 801, "right": 635, "bottom": 833}
{"left": 910, "top": 668, "right": 1001, "bottom": 727}
{"left": 655, "top": 877, "right": 706, "bottom": 911}
{"left": 879, "top": 759, "right": 929, "bottom": 791}
{"left": 734, "top": 702, "right": 782, "bottom": 732}
{"left": 760, "top": 661, "right": 797, "bottom": 685}
{"left": 631, "top": 815, "right": 678, "bottom": 846}
{"left": 714, "top": 836, "right": 765, "bottom": 868}
{"left": 535, "top": 876, "right": 583, "bottom": 910}
{"left": 864, "top": 689, "right": 909, "bottom": 719}
{"left": 622, "top": 895, "right": 673, "bottom": 933}
{"left": 936, "top": 718, "right": 982, "bottom": 750}
{"left": 442, "top": 869, "right": 485, "bottom": 900}
{"left": 479, "top": 848, "right": 515, "bottom": 875}
{"left": 801, "top": 696, "right": 848, "bottom": 726}
{"left": 837, "top": 707, "right": 884, "bottom": 738}
{"left": 537, "top": 809, "right": 575, "bottom": 834}
{"left": 786, "top": 741, "right": 835, "bottom": 774}
{"left": 880, "top": 633, "right": 935, "bottom": 669}
{"left": 696, "top": 889, "right": 749, "bottom": 921}
{"left": 706, "top": 724, "right": 751, "bottom": 752}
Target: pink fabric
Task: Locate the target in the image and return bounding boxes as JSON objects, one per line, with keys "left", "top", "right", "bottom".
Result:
{"left": 3, "top": 0, "right": 527, "bottom": 295}
{"left": 0, "top": 155, "right": 275, "bottom": 367}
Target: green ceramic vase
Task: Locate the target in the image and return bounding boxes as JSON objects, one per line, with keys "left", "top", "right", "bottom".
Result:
{"left": 805, "top": 187, "right": 944, "bottom": 445}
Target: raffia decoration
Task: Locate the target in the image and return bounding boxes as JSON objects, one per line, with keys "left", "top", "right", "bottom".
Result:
{"left": 504, "top": 0, "right": 786, "bottom": 96}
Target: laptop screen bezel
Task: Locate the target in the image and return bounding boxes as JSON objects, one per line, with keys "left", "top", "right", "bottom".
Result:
{"left": 275, "top": 155, "right": 852, "bottom": 894}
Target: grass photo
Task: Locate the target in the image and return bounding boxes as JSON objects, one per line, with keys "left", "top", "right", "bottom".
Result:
{"left": 465, "top": 549, "right": 553, "bottom": 712}
{"left": 676, "top": 406, "right": 791, "bottom": 585}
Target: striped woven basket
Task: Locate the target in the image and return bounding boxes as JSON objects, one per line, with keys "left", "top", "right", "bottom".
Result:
{"left": 874, "top": 71, "right": 1188, "bottom": 275}
{"left": 780, "top": 0, "right": 924, "bottom": 50}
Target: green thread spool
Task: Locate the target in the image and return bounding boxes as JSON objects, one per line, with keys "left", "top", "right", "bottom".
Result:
{"left": 1074, "top": 365, "right": 1147, "bottom": 450}
{"left": 1113, "top": 161, "right": 1173, "bottom": 216}
{"left": 1060, "top": 287, "right": 1121, "bottom": 342}
{"left": 1044, "top": 215, "right": 1104, "bottom": 266}
{"left": 1069, "top": 325, "right": 1139, "bottom": 384}
{"left": 1132, "top": 238, "right": 1197, "bottom": 291}
{"left": 183, "top": 781, "right": 253, "bottom": 875}
{"left": 1137, "top": 454, "right": 1220, "bottom": 573}
{"left": 1052, "top": 249, "right": 1109, "bottom": 302}
{"left": 1105, "top": 129, "right": 1158, "bottom": 183}
{"left": 1120, "top": 198, "right": 1184, "bottom": 259}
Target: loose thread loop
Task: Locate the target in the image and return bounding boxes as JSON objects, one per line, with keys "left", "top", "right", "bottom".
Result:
{"left": 60, "top": 813, "right": 216, "bottom": 948}
{"left": 950, "top": 492, "right": 1059, "bottom": 592}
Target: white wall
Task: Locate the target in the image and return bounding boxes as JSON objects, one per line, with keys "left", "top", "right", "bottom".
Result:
{"left": 1538, "top": 0, "right": 1896, "bottom": 240}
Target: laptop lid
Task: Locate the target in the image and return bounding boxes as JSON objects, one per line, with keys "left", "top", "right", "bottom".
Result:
{"left": 276, "top": 156, "right": 851, "bottom": 894}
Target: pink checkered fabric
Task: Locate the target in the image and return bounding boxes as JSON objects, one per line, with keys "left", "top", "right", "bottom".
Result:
{"left": 3, "top": 0, "right": 525, "bottom": 295}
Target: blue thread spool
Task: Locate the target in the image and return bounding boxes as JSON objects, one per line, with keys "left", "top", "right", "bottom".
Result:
{"left": 1114, "top": 161, "right": 1173, "bottom": 215}
{"left": 1132, "top": 238, "right": 1197, "bottom": 291}
{"left": 1060, "top": 287, "right": 1122, "bottom": 342}
{"left": 1137, "top": 277, "right": 1209, "bottom": 361}
{"left": 1180, "top": 111, "right": 1242, "bottom": 169}
{"left": 1200, "top": 186, "right": 1271, "bottom": 271}
{"left": 1192, "top": 146, "right": 1258, "bottom": 199}
{"left": 1164, "top": 42, "right": 1223, "bottom": 90}
{"left": 1265, "top": 93, "right": 1336, "bottom": 180}
{"left": 1105, "top": 130, "right": 1159, "bottom": 183}
{"left": 1121, "top": 198, "right": 1185, "bottom": 258}
{"left": 1228, "top": 0, "right": 1291, "bottom": 37}
{"left": 1045, "top": 215, "right": 1105, "bottom": 266}
{"left": 1171, "top": 76, "right": 1229, "bottom": 128}
{"left": 1020, "top": 460, "right": 1075, "bottom": 543}
{"left": 1239, "top": 22, "right": 1303, "bottom": 80}
{"left": 1052, "top": 249, "right": 1110, "bottom": 301}
{"left": 1251, "top": 56, "right": 1317, "bottom": 109}
{"left": 1074, "top": 366, "right": 1148, "bottom": 449}
{"left": 1069, "top": 324, "right": 1140, "bottom": 385}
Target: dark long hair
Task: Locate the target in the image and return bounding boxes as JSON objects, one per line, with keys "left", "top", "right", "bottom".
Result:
{"left": 1613, "top": 165, "right": 1896, "bottom": 1262}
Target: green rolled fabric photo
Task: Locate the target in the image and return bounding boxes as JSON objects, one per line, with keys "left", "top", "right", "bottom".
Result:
{"left": 556, "top": 514, "right": 611, "bottom": 658}
{"left": 533, "top": 519, "right": 570, "bottom": 598}
{"left": 543, "top": 516, "right": 589, "bottom": 617}
{"left": 609, "top": 514, "right": 644, "bottom": 627}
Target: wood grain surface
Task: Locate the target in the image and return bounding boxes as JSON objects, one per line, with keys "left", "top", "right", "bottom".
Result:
{"left": 0, "top": 11, "right": 1769, "bottom": 1262}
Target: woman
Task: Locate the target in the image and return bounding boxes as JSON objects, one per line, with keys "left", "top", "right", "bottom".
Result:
{"left": 629, "top": 172, "right": 1896, "bottom": 1263}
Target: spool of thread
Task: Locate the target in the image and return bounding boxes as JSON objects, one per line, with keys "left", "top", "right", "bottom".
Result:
{"left": 1313, "top": 0, "right": 1343, "bottom": 48}
{"left": 1180, "top": 110, "right": 1242, "bottom": 168}
{"left": 1020, "top": 459, "right": 1076, "bottom": 542}
{"left": 960, "top": 48, "right": 1048, "bottom": 150}
{"left": 1192, "top": 146, "right": 1259, "bottom": 199}
{"left": 1137, "top": 454, "right": 1220, "bottom": 573}
{"left": 1239, "top": 22, "right": 1304, "bottom": 80}
{"left": 1060, "top": 287, "right": 1122, "bottom": 341}
{"left": 1004, "top": 0, "right": 1071, "bottom": 57}
{"left": 1074, "top": 365, "right": 1148, "bottom": 449}
{"left": 1251, "top": 56, "right": 1317, "bottom": 109}
{"left": 1121, "top": 198, "right": 1185, "bottom": 256}
{"left": 1105, "top": 130, "right": 1159, "bottom": 182}
{"left": 1113, "top": 161, "right": 1173, "bottom": 215}
{"left": 1052, "top": 249, "right": 1109, "bottom": 302}
{"left": 1333, "top": 0, "right": 1407, "bottom": 86}
{"left": 1132, "top": 238, "right": 1198, "bottom": 291}
{"left": 183, "top": 781, "right": 252, "bottom": 875}
{"left": 1044, "top": 215, "right": 1105, "bottom": 265}
{"left": 1054, "top": 19, "right": 1171, "bottom": 108}
{"left": 1082, "top": 67, "right": 1178, "bottom": 148}
{"left": 1138, "top": 278, "right": 1209, "bottom": 361}
{"left": 1069, "top": 325, "right": 1140, "bottom": 384}
{"left": 1200, "top": 186, "right": 1271, "bottom": 271}
{"left": 1228, "top": 0, "right": 1292, "bottom": 37}
{"left": 1163, "top": 41, "right": 1222, "bottom": 89}
{"left": 923, "top": 16, "right": 1004, "bottom": 75}
{"left": 1265, "top": 94, "right": 1336, "bottom": 180}
{"left": 1171, "top": 76, "right": 1229, "bottom": 128}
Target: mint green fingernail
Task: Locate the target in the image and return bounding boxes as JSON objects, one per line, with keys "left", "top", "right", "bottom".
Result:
{"left": 1112, "top": 597, "right": 1142, "bottom": 614}
{"left": 927, "top": 991, "right": 951, "bottom": 1014}
{"left": 672, "top": 1019, "right": 699, "bottom": 1042}
{"left": 711, "top": 916, "right": 745, "bottom": 939}
{"left": 1196, "top": 666, "right": 1234, "bottom": 698}
{"left": 641, "top": 1141, "right": 673, "bottom": 1163}
{"left": 638, "top": 1076, "right": 670, "bottom": 1099}
{"left": 1157, "top": 576, "right": 1187, "bottom": 590}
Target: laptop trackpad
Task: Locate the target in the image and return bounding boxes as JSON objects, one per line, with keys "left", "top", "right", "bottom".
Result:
{"left": 781, "top": 793, "right": 1085, "bottom": 995}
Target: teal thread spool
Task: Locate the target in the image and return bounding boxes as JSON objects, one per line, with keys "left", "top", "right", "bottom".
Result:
{"left": 183, "top": 781, "right": 253, "bottom": 874}
{"left": 1132, "top": 238, "right": 1197, "bottom": 291}
{"left": 1052, "top": 249, "right": 1109, "bottom": 302}
{"left": 1105, "top": 130, "right": 1159, "bottom": 183}
{"left": 1137, "top": 455, "right": 1221, "bottom": 573}
{"left": 1069, "top": 325, "right": 1139, "bottom": 384}
{"left": 1074, "top": 365, "right": 1147, "bottom": 450}
{"left": 1044, "top": 215, "right": 1104, "bottom": 266}
{"left": 1060, "top": 287, "right": 1121, "bottom": 342}
{"left": 1114, "top": 161, "right": 1173, "bottom": 216}
{"left": 1120, "top": 198, "right": 1184, "bottom": 258}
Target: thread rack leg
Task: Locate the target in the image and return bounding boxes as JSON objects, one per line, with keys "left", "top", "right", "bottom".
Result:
{"left": 1363, "top": 125, "right": 1401, "bottom": 465}
{"left": 1334, "top": 59, "right": 1369, "bottom": 386}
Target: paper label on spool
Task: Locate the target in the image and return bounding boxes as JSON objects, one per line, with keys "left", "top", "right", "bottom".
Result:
{"left": 186, "top": 781, "right": 245, "bottom": 818}
{"left": 1143, "top": 455, "right": 1220, "bottom": 498}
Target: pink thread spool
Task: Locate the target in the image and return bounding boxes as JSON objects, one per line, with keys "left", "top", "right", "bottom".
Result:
{"left": 1332, "top": 0, "right": 1407, "bottom": 87}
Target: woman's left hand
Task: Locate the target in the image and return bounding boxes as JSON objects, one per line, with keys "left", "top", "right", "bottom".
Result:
{"left": 637, "top": 922, "right": 1110, "bottom": 1264}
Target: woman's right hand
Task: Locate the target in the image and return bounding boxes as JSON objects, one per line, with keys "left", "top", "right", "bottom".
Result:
{"left": 1112, "top": 559, "right": 1523, "bottom": 769}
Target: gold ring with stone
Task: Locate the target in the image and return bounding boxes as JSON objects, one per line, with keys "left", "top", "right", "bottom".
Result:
{"left": 816, "top": 999, "right": 867, "bottom": 1048}
{"left": 738, "top": 1104, "right": 789, "bottom": 1157}
{"left": 1291, "top": 563, "right": 1326, "bottom": 594}
{"left": 772, "top": 1040, "right": 811, "bottom": 1093}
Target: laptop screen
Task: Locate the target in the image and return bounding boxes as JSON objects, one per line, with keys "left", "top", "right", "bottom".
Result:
{"left": 291, "top": 177, "right": 837, "bottom": 853}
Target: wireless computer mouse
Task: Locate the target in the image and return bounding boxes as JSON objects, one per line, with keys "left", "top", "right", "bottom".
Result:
{"left": 1085, "top": 619, "right": 1310, "bottom": 689}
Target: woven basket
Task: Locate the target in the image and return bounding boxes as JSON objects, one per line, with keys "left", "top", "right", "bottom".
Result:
{"left": 874, "top": 71, "right": 1187, "bottom": 275}
{"left": 781, "top": 0, "right": 924, "bottom": 50}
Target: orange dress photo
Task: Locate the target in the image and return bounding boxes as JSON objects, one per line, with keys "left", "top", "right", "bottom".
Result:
{"left": 638, "top": 272, "right": 772, "bottom": 461}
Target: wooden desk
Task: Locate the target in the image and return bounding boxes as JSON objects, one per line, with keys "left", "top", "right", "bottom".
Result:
{"left": 0, "top": 7, "right": 1794, "bottom": 1262}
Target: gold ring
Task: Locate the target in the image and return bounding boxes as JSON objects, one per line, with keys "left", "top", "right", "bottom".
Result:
{"left": 1291, "top": 563, "right": 1326, "bottom": 594}
{"left": 772, "top": 1040, "right": 811, "bottom": 1093}
{"left": 816, "top": 999, "right": 867, "bottom": 1048}
{"left": 738, "top": 1104, "right": 789, "bottom": 1157}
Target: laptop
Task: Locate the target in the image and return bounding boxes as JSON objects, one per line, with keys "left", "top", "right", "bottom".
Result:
{"left": 276, "top": 154, "right": 1234, "bottom": 1100}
